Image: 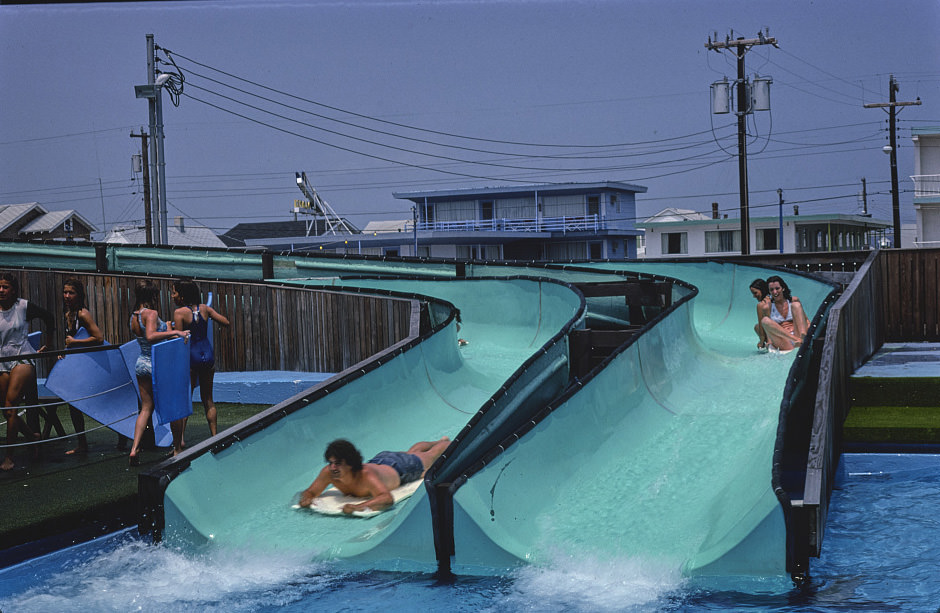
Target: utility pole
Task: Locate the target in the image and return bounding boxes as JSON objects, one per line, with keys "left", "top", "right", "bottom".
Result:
{"left": 861, "top": 177, "right": 869, "bottom": 216}
{"left": 864, "top": 75, "right": 921, "bottom": 248}
{"left": 130, "top": 130, "right": 153, "bottom": 245}
{"left": 412, "top": 205, "right": 418, "bottom": 256}
{"left": 706, "top": 31, "right": 777, "bottom": 255}
{"left": 134, "top": 34, "right": 170, "bottom": 244}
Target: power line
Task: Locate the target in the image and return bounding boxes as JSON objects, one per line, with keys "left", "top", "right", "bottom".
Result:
{"left": 165, "top": 47, "right": 726, "bottom": 150}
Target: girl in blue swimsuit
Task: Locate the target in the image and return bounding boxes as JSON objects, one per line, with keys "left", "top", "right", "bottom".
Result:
{"left": 172, "top": 279, "right": 229, "bottom": 441}
{"left": 128, "top": 280, "right": 189, "bottom": 466}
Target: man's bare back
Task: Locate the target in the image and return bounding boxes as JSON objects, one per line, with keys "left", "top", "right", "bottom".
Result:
{"left": 298, "top": 437, "right": 449, "bottom": 514}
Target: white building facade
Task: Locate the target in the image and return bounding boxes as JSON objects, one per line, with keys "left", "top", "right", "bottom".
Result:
{"left": 911, "top": 126, "right": 940, "bottom": 247}
{"left": 638, "top": 210, "right": 890, "bottom": 258}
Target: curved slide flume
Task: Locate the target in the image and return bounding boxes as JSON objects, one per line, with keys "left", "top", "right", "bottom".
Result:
{"left": 159, "top": 276, "right": 585, "bottom": 569}
{"left": 159, "top": 259, "right": 834, "bottom": 577}
{"left": 442, "top": 261, "right": 835, "bottom": 575}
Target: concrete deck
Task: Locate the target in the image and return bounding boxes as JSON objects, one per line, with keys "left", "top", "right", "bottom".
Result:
{"left": 852, "top": 343, "right": 940, "bottom": 378}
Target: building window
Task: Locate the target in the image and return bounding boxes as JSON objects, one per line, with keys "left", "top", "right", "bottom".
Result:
{"left": 705, "top": 229, "right": 740, "bottom": 253}
{"left": 480, "top": 200, "right": 494, "bottom": 220}
{"left": 661, "top": 232, "right": 687, "bottom": 255}
{"left": 589, "top": 242, "right": 602, "bottom": 259}
{"left": 587, "top": 195, "right": 600, "bottom": 217}
{"left": 457, "top": 244, "right": 501, "bottom": 260}
{"left": 756, "top": 228, "right": 779, "bottom": 251}
{"left": 546, "top": 241, "right": 588, "bottom": 260}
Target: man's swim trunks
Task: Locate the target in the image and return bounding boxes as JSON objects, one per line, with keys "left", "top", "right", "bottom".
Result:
{"left": 368, "top": 451, "right": 425, "bottom": 484}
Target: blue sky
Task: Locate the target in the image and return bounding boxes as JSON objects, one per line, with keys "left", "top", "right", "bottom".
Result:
{"left": 1, "top": 0, "right": 938, "bottom": 237}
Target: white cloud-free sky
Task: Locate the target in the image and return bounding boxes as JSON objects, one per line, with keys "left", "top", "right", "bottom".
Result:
{"left": 1, "top": 0, "right": 938, "bottom": 237}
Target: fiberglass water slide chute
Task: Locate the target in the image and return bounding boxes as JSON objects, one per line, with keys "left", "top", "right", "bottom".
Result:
{"left": 158, "top": 276, "right": 585, "bottom": 568}
{"left": 156, "top": 261, "right": 834, "bottom": 576}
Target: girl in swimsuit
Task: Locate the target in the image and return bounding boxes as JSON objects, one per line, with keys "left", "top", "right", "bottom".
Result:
{"left": 128, "top": 280, "right": 189, "bottom": 465}
{"left": 749, "top": 278, "right": 772, "bottom": 349}
{"left": 58, "top": 278, "right": 104, "bottom": 455}
{"left": 172, "top": 279, "right": 229, "bottom": 441}
{"left": 0, "top": 272, "right": 54, "bottom": 471}
{"left": 759, "top": 275, "right": 809, "bottom": 351}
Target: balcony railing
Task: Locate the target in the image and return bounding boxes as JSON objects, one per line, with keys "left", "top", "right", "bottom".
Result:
{"left": 416, "top": 214, "right": 603, "bottom": 234}
{"left": 911, "top": 174, "right": 940, "bottom": 197}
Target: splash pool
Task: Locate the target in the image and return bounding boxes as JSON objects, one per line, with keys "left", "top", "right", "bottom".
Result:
{"left": 1, "top": 453, "right": 935, "bottom": 612}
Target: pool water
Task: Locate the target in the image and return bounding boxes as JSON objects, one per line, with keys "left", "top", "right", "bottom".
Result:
{"left": 1, "top": 453, "right": 937, "bottom": 612}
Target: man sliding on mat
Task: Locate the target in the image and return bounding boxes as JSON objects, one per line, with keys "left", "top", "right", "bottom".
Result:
{"left": 298, "top": 437, "right": 450, "bottom": 514}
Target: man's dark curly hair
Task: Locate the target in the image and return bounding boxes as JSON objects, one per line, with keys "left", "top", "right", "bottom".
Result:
{"left": 324, "top": 439, "right": 363, "bottom": 472}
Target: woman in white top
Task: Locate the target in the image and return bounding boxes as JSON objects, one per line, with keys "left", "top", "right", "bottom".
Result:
{"left": 0, "top": 273, "right": 54, "bottom": 471}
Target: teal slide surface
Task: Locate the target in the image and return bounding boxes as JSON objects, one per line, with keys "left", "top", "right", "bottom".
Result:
{"left": 161, "top": 260, "right": 834, "bottom": 576}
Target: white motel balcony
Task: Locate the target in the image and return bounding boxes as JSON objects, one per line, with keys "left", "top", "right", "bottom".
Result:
{"left": 911, "top": 174, "right": 940, "bottom": 198}
{"left": 416, "top": 214, "right": 603, "bottom": 234}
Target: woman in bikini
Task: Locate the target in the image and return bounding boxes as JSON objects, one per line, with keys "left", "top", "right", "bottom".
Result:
{"left": 759, "top": 275, "right": 809, "bottom": 351}
{"left": 0, "top": 273, "right": 54, "bottom": 471}
{"left": 128, "top": 280, "right": 189, "bottom": 465}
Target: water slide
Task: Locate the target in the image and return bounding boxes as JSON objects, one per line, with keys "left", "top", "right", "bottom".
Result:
{"left": 157, "top": 260, "right": 835, "bottom": 576}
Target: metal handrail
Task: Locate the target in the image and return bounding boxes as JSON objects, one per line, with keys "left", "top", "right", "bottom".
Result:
{"left": 417, "top": 214, "right": 602, "bottom": 233}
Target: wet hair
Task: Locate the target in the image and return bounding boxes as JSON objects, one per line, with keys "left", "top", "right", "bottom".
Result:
{"left": 766, "top": 275, "right": 792, "bottom": 301}
{"left": 63, "top": 277, "right": 87, "bottom": 312}
{"left": 134, "top": 280, "right": 160, "bottom": 309}
{"left": 173, "top": 279, "right": 201, "bottom": 306}
{"left": 0, "top": 272, "right": 20, "bottom": 300}
{"left": 749, "top": 278, "right": 768, "bottom": 299}
{"left": 324, "top": 439, "right": 363, "bottom": 473}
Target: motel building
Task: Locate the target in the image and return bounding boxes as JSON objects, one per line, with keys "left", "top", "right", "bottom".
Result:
{"left": 637, "top": 207, "right": 891, "bottom": 258}
{"left": 912, "top": 126, "right": 940, "bottom": 248}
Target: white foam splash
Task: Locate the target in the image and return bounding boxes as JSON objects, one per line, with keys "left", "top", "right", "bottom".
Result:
{"left": 501, "top": 553, "right": 685, "bottom": 612}
{"left": 0, "top": 539, "right": 331, "bottom": 613}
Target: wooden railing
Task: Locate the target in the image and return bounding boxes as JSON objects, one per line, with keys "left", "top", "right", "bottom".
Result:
{"left": 794, "top": 250, "right": 883, "bottom": 575}
{"left": 16, "top": 270, "right": 416, "bottom": 376}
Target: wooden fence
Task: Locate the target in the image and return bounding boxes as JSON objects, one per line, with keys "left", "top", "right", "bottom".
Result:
{"left": 15, "top": 270, "right": 416, "bottom": 376}
{"left": 875, "top": 248, "right": 940, "bottom": 340}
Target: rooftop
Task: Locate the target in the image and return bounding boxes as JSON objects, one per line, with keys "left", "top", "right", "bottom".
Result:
{"left": 394, "top": 180, "right": 648, "bottom": 202}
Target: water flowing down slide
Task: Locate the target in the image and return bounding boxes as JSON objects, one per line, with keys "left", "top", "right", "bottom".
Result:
{"left": 157, "top": 261, "right": 834, "bottom": 576}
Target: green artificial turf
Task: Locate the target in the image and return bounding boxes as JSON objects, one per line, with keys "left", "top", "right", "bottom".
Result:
{"left": 843, "top": 405, "right": 940, "bottom": 443}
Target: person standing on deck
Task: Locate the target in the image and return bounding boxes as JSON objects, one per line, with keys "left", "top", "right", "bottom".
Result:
{"left": 172, "top": 279, "right": 229, "bottom": 444}
{"left": 58, "top": 278, "right": 105, "bottom": 454}
{"left": 128, "top": 280, "right": 189, "bottom": 465}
